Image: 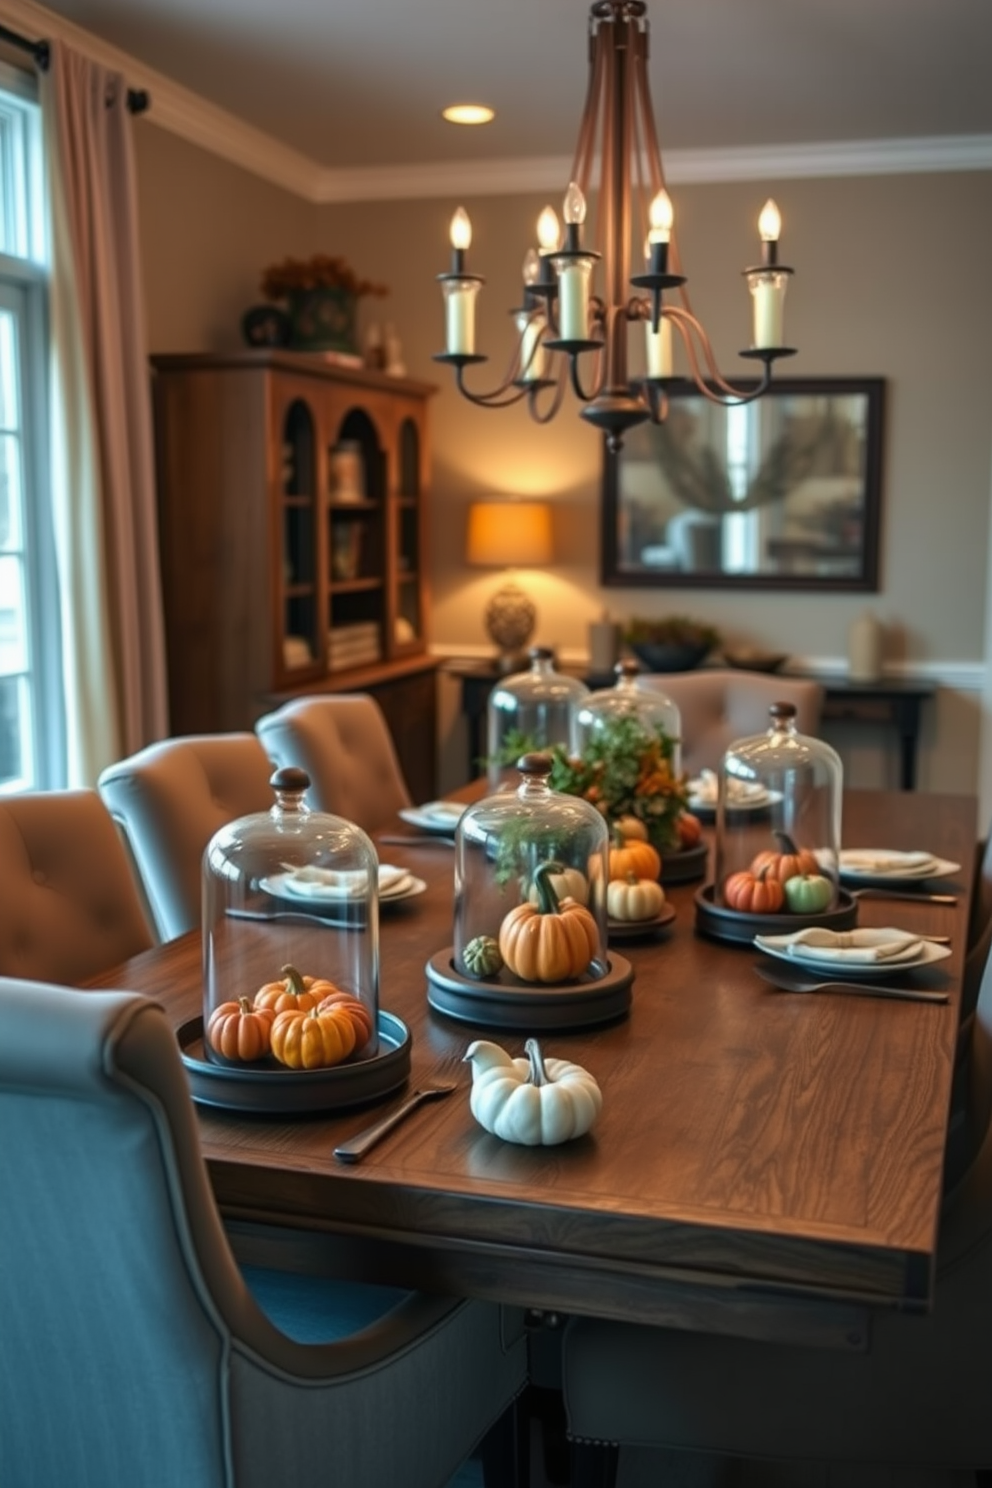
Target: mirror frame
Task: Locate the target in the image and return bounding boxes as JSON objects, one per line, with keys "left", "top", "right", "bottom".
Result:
{"left": 600, "top": 376, "right": 886, "bottom": 592}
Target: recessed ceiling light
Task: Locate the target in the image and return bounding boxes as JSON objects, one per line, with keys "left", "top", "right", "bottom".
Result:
{"left": 442, "top": 103, "right": 495, "bottom": 126}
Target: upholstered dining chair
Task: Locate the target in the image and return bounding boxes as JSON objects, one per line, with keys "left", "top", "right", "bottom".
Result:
{"left": 635, "top": 668, "right": 824, "bottom": 778}
{"left": 255, "top": 693, "right": 413, "bottom": 835}
{"left": 0, "top": 978, "right": 529, "bottom": 1488}
{"left": 98, "top": 732, "right": 275, "bottom": 942}
{"left": 561, "top": 982, "right": 992, "bottom": 1487}
{"left": 0, "top": 788, "right": 154, "bottom": 982}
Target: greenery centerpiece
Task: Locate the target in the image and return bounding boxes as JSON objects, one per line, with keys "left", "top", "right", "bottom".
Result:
{"left": 489, "top": 716, "right": 689, "bottom": 886}
{"left": 260, "top": 254, "right": 389, "bottom": 354}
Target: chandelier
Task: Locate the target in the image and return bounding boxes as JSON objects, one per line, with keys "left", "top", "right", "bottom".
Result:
{"left": 435, "top": 0, "right": 796, "bottom": 451}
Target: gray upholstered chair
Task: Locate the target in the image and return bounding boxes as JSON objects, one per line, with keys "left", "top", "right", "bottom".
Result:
{"left": 0, "top": 978, "right": 528, "bottom": 1488}
{"left": 255, "top": 694, "right": 413, "bottom": 835}
{"left": 0, "top": 789, "right": 154, "bottom": 981}
{"left": 98, "top": 733, "right": 275, "bottom": 942}
{"left": 561, "top": 964, "right": 992, "bottom": 1485}
{"left": 635, "top": 668, "right": 824, "bottom": 777}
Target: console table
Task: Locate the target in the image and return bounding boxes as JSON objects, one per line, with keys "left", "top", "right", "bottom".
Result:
{"left": 442, "top": 661, "right": 935, "bottom": 791}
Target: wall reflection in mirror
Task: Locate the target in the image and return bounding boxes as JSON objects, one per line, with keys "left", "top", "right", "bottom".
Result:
{"left": 602, "top": 378, "right": 884, "bottom": 592}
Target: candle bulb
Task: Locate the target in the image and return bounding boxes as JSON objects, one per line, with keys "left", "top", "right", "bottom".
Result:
{"left": 557, "top": 181, "right": 592, "bottom": 341}
{"left": 443, "top": 206, "right": 480, "bottom": 355}
{"left": 748, "top": 198, "right": 788, "bottom": 349}
{"left": 647, "top": 189, "right": 673, "bottom": 274}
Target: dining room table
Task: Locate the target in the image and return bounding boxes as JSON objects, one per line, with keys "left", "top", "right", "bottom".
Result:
{"left": 83, "top": 786, "right": 978, "bottom": 1355}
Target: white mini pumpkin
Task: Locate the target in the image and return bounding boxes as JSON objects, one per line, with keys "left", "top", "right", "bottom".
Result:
{"left": 464, "top": 1038, "right": 602, "bottom": 1146}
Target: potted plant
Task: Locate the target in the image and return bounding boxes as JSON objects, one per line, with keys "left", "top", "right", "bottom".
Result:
{"left": 624, "top": 615, "right": 721, "bottom": 673}
{"left": 258, "top": 254, "right": 389, "bottom": 354}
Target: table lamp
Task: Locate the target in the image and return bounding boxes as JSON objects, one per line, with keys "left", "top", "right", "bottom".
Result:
{"left": 466, "top": 500, "right": 553, "bottom": 672}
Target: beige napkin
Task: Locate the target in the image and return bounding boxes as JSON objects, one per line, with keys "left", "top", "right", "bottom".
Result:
{"left": 691, "top": 770, "right": 766, "bottom": 806}
{"left": 840, "top": 849, "right": 938, "bottom": 876}
{"left": 277, "top": 865, "right": 410, "bottom": 899}
{"left": 764, "top": 927, "right": 925, "bottom": 964}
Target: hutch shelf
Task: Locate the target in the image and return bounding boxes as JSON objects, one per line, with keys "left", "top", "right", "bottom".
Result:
{"left": 151, "top": 350, "right": 438, "bottom": 800}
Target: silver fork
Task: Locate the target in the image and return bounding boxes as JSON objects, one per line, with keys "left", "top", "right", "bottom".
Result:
{"left": 333, "top": 1054, "right": 463, "bottom": 1164}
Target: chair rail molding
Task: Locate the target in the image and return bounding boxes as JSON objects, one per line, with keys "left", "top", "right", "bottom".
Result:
{"left": 1, "top": 0, "right": 990, "bottom": 202}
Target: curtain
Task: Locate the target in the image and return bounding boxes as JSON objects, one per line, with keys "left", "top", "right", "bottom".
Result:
{"left": 40, "top": 39, "right": 168, "bottom": 787}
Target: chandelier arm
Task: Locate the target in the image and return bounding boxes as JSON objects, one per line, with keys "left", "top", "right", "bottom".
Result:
{"left": 571, "top": 5, "right": 606, "bottom": 193}
{"left": 569, "top": 343, "right": 607, "bottom": 404}
{"left": 528, "top": 360, "right": 570, "bottom": 424}
{"left": 665, "top": 306, "right": 773, "bottom": 405}
{"left": 453, "top": 360, "right": 533, "bottom": 409}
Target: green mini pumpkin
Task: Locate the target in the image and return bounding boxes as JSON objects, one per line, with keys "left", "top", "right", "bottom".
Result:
{"left": 462, "top": 935, "right": 503, "bottom": 980}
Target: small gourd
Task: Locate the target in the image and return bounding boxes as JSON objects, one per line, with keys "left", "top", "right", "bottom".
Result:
{"left": 750, "top": 832, "right": 819, "bottom": 886}
{"left": 316, "top": 990, "right": 375, "bottom": 1049}
{"left": 206, "top": 996, "right": 275, "bottom": 1062}
{"left": 270, "top": 1003, "right": 357, "bottom": 1070}
{"left": 499, "top": 860, "right": 599, "bottom": 984}
{"left": 464, "top": 1038, "right": 602, "bottom": 1145}
{"left": 613, "top": 814, "right": 649, "bottom": 843}
{"left": 723, "top": 864, "right": 785, "bottom": 915}
{"left": 606, "top": 872, "right": 666, "bottom": 922}
{"left": 605, "top": 827, "right": 661, "bottom": 884}
{"left": 254, "top": 964, "right": 340, "bottom": 1014}
{"left": 462, "top": 935, "right": 504, "bottom": 980}
{"left": 526, "top": 864, "right": 589, "bottom": 908}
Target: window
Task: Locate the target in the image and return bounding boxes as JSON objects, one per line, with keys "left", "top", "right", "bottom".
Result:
{"left": 0, "top": 62, "right": 63, "bottom": 790}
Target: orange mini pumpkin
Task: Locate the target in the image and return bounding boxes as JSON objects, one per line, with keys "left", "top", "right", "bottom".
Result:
{"left": 750, "top": 831, "right": 818, "bottom": 885}
{"left": 317, "top": 990, "right": 375, "bottom": 1050}
{"left": 723, "top": 865, "right": 785, "bottom": 915}
{"left": 499, "top": 861, "right": 599, "bottom": 984}
{"left": 255, "top": 963, "right": 341, "bottom": 1014}
{"left": 270, "top": 1004, "right": 357, "bottom": 1070}
{"left": 607, "top": 835, "right": 661, "bottom": 883}
{"left": 207, "top": 996, "right": 275, "bottom": 1062}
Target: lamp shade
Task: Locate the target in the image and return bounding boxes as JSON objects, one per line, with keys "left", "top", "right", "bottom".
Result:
{"left": 466, "top": 501, "right": 553, "bottom": 568}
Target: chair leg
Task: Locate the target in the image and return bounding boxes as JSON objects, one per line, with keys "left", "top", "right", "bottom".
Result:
{"left": 481, "top": 1393, "right": 530, "bottom": 1488}
{"left": 569, "top": 1438, "right": 620, "bottom": 1488}
{"left": 525, "top": 1384, "right": 571, "bottom": 1485}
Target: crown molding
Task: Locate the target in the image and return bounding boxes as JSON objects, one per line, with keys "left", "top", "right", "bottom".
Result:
{"left": 0, "top": 0, "right": 322, "bottom": 199}
{"left": 3, "top": 0, "right": 990, "bottom": 204}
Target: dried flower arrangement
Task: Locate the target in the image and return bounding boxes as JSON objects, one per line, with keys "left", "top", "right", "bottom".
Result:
{"left": 260, "top": 254, "right": 389, "bottom": 301}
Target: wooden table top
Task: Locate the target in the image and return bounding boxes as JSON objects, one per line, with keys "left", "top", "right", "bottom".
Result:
{"left": 86, "top": 789, "right": 977, "bottom": 1348}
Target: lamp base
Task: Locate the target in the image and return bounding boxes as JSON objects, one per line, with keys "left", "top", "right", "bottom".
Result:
{"left": 485, "top": 581, "right": 536, "bottom": 674}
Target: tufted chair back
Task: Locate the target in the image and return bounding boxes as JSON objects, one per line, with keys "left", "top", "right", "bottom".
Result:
{"left": 0, "top": 789, "right": 154, "bottom": 981}
{"left": 255, "top": 694, "right": 412, "bottom": 835}
{"left": 98, "top": 733, "right": 275, "bottom": 943}
{"left": 636, "top": 669, "right": 825, "bottom": 777}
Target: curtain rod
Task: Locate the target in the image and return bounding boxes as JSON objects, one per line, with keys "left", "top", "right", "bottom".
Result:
{"left": 0, "top": 21, "right": 150, "bottom": 113}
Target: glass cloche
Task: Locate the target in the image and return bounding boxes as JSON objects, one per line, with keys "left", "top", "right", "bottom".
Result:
{"left": 202, "top": 766, "right": 380, "bottom": 1068}
{"left": 575, "top": 660, "right": 682, "bottom": 777}
{"left": 486, "top": 646, "right": 589, "bottom": 788}
{"left": 712, "top": 702, "right": 844, "bottom": 918}
{"left": 453, "top": 753, "right": 610, "bottom": 984}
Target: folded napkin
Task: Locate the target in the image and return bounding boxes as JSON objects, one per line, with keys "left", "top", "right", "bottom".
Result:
{"left": 766, "top": 927, "right": 925, "bottom": 964}
{"left": 276, "top": 864, "right": 410, "bottom": 899}
{"left": 839, "top": 849, "right": 938, "bottom": 876}
{"left": 691, "top": 770, "right": 766, "bottom": 806}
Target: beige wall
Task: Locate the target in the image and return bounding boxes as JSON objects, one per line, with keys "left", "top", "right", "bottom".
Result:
{"left": 132, "top": 124, "right": 992, "bottom": 799}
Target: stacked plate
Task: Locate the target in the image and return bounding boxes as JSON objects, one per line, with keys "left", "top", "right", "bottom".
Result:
{"left": 836, "top": 848, "right": 960, "bottom": 889}
{"left": 754, "top": 926, "right": 951, "bottom": 978}
{"left": 260, "top": 863, "right": 426, "bottom": 908}
{"left": 687, "top": 770, "right": 783, "bottom": 818}
{"left": 398, "top": 800, "right": 466, "bottom": 835}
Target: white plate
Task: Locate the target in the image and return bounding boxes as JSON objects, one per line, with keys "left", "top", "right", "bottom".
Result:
{"left": 837, "top": 850, "right": 961, "bottom": 888}
{"left": 687, "top": 780, "right": 783, "bottom": 816}
{"left": 398, "top": 801, "right": 466, "bottom": 834}
{"left": 754, "top": 931, "right": 952, "bottom": 978}
{"left": 260, "top": 867, "right": 422, "bottom": 904}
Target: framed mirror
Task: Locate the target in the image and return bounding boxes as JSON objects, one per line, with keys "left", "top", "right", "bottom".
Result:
{"left": 601, "top": 377, "right": 885, "bottom": 591}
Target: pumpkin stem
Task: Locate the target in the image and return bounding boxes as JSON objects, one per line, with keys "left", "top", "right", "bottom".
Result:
{"left": 524, "top": 1037, "right": 549, "bottom": 1087}
{"left": 281, "top": 963, "right": 305, "bottom": 997}
{"left": 237, "top": 996, "right": 252, "bottom": 1014}
{"left": 531, "top": 860, "right": 564, "bottom": 916}
{"left": 773, "top": 831, "right": 799, "bottom": 856}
